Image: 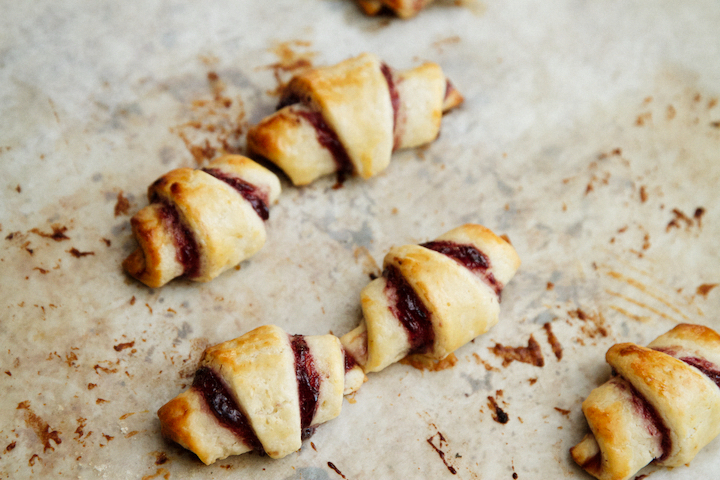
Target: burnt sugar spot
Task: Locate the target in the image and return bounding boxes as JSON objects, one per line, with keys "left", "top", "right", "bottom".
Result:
{"left": 327, "top": 461, "right": 348, "bottom": 479}
{"left": 666, "top": 207, "right": 704, "bottom": 232}
{"left": 5, "top": 441, "right": 16, "bottom": 453}
{"left": 568, "top": 308, "right": 608, "bottom": 338}
{"left": 30, "top": 224, "right": 69, "bottom": 241}
{"left": 170, "top": 69, "right": 247, "bottom": 164}
{"left": 426, "top": 431, "right": 458, "bottom": 475}
{"left": 490, "top": 335, "right": 544, "bottom": 367}
{"left": 542, "top": 323, "right": 563, "bottom": 361}
{"left": 554, "top": 407, "right": 571, "bottom": 417}
{"left": 697, "top": 284, "right": 718, "bottom": 297}
{"left": 17, "top": 401, "right": 62, "bottom": 453}
{"left": 114, "top": 341, "right": 135, "bottom": 352}
{"left": 68, "top": 248, "right": 95, "bottom": 258}
{"left": 487, "top": 396, "right": 509, "bottom": 424}
{"left": 153, "top": 451, "right": 169, "bottom": 465}
{"left": 114, "top": 191, "right": 130, "bottom": 216}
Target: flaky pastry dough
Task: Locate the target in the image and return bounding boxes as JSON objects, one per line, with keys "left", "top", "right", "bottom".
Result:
{"left": 341, "top": 224, "right": 521, "bottom": 373}
{"left": 158, "top": 325, "right": 365, "bottom": 464}
{"left": 123, "top": 155, "right": 281, "bottom": 287}
{"left": 247, "top": 53, "right": 463, "bottom": 186}
{"left": 571, "top": 324, "right": 720, "bottom": 480}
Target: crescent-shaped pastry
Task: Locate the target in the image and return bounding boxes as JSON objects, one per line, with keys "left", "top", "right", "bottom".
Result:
{"left": 356, "top": 0, "right": 435, "bottom": 18}
{"left": 158, "top": 325, "right": 366, "bottom": 464}
{"left": 247, "top": 53, "right": 463, "bottom": 186}
{"left": 123, "top": 155, "right": 281, "bottom": 288}
{"left": 340, "top": 224, "right": 521, "bottom": 373}
{"left": 570, "top": 323, "right": 720, "bottom": 480}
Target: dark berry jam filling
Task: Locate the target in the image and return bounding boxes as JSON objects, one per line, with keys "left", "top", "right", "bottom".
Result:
{"left": 380, "top": 63, "right": 400, "bottom": 150}
{"left": 154, "top": 198, "right": 201, "bottom": 278}
{"left": 622, "top": 379, "right": 671, "bottom": 461}
{"left": 290, "top": 335, "right": 321, "bottom": 435}
{"left": 295, "top": 109, "right": 354, "bottom": 180}
{"left": 421, "top": 240, "right": 502, "bottom": 297}
{"left": 202, "top": 168, "right": 270, "bottom": 221}
{"left": 444, "top": 80, "right": 456, "bottom": 101}
{"left": 653, "top": 348, "right": 720, "bottom": 390}
{"left": 343, "top": 348, "right": 359, "bottom": 373}
{"left": 679, "top": 356, "right": 720, "bottom": 389}
{"left": 383, "top": 265, "right": 434, "bottom": 354}
{"left": 192, "top": 367, "right": 264, "bottom": 453}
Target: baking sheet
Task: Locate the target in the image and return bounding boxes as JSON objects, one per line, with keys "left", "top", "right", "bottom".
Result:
{"left": 2, "top": 1, "right": 720, "bottom": 478}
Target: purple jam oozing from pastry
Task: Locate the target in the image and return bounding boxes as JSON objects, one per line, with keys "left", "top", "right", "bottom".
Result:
{"left": 296, "top": 110, "right": 354, "bottom": 180}
{"left": 290, "top": 335, "right": 321, "bottom": 440}
{"left": 154, "top": 198, "right": 201, "bottom": 278}
{"left": 421, "top": 240, "right": 503, "bottom": 297}
{"left": 192, "top": 366, "right": 264, "bottom": 454}
{"left": 680, "top": 356, "right": 720, "bottom": 389}
{"left": 624, "top": 380, "right": 671, "bottom": 461}
{"left": 343, "top": 347, "right": 359, "bottom": 373}
{"left": 276, "top": 92, "right": 354, "bottom": 181}
{"left": 444, "top": 80, "right": 456, "bottom": 102}
{"left": 653, "top": 348, "right": 720, "bottom": 389}
{"left": 202, "top": 168, "right": 270, "bottom": 221}
{"left": 383, "top": 265, "right": 434, "bottom": 354}
{"left": 380, "top": 63, "right": 400, "bottom": 149}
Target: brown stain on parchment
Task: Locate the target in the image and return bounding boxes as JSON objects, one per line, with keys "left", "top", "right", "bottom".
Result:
{"left": 426, "top": 431, "right": 458, "bottom": 475}
{"left": 490, "top": 335, "right": 544, "bottom": 367}
{"left": 263, "top": 40, "right": 317, "bottom": 96}
{"left": 170, "top": 70, "right": 247, "bottom": 164}
{"left": 142, "top": 469, "right": 170, "bottom": 480}
{"left": 697, "top": 284, "right": 718, "bottom": 297}
{"left": 400, "top": 352, "right": 458, "bottom": 371}
{"left": 543, "top": 322, "right": 563, "bottom": 361}
{"left": 17, "top": 401, "right": 62, "bottom": 453}
{"left": 114, "top": 191, "right": 131, "bottom": 216}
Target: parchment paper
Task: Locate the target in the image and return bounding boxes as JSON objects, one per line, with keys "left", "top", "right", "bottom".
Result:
{"left": 1, "top": 1, "right": 719, "bottom": 478}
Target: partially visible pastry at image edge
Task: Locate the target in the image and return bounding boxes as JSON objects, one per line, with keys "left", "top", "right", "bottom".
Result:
{"left": 571, "top": 323, "right": 720, "bottom": 480}
{"left": 123, "top": 155, "right": 281, "bottom": 288}
{"left": 247, "top": 53, "right": 463, "bottom": 186}
{"left": 356, "top": 0, "right": 435, "bottom": 18}
{"left": 341, "top": 223, "right": 521, "bottom": 373}
{"left": 158, "top": 325, "right": 366, "bottom": 464}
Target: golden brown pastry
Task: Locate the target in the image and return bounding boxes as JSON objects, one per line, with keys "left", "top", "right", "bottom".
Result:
{"left": 340, "top": 224, "right": 521, "bottom": 373}
{"left": 123, "top": 155, "right": 281, "bottom": 288}
{"left": 158, "top": 325, "right": 366, "bottom": 464}
{"left": 356, "top": 0, "right": 435, "bottom": 18}
{"left": 571, "top": 324, "right": 720, "bottom": 480}
{"left": 247, "top": 53, "right": 463, "bottom": 186}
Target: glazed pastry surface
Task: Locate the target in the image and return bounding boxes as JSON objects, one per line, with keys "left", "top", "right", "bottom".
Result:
{"left": 571, "top": 323, "right": 720, "bottom": 480}
{"left": 341, "top": 224, "right": 521, "bottom": 373}
{"left": 123, "top": 155, "right": 281, "bottom": 288}
{"left": 247, "top": 53, "right": 463, "bottom": 186}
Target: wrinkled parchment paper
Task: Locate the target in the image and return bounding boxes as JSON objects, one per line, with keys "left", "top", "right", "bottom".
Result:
{"left": 2, "top": 1, "right": 719, "bottom": 478}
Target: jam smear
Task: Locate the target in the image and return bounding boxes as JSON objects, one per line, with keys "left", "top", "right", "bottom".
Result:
{"left": 202, "top": 168, "right": 269, "bottom": 220}
{"left": 625, "top": 381, "right": 671, "bottom": 461}
{"left": 155, "top": 199, "right": 201, "bottom": 278}
{"left": 290, "top": 335, "right": 321, "bottom": 435}
{"left": 444, "top": 80, "right": 455, "bottom": 101}
{"left": 296, "top": 110, "right": 354, "bottom": 180}
{"left": 343, "top": 348, "right": 359, "bottom": 373}
{"left": 192, "top": 367, "right": 264, "bottom": 453}
{"left": 421, "top": 240, "right": 502, "bottom": 297}
{"left": 276, "top": 91, "right": 354, "bottom": 183}
{"left": 383, "top": 265, "right": 434, "bottom": 354}
{"left": 380, "top": 63, "right": 401, "bottom": 150}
